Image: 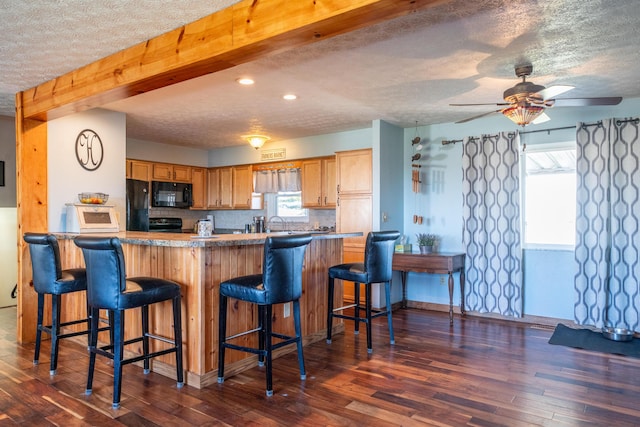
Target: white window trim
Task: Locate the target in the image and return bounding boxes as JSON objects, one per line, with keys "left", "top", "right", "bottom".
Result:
{"left": 521, "top": 140, "right": 576, "bottom": 250}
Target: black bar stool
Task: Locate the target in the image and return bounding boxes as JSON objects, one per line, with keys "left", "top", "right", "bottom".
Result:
{"left": 217, "top": 234, "right": 312, "bottom": 396}
{"left": 326, "top": 230, "right": 400, "bottom": 353}
{"left": 23, "top": 233, "right": 90, "bottom": 375}
{"left": 74, "top": 236, "right": 184, "bottom": 409}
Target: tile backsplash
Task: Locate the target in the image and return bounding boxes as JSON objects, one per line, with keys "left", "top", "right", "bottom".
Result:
{"left": 149, "top": 207, "right": 336, "bottom": 232}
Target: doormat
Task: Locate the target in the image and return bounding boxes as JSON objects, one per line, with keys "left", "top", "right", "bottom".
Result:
{"left": 549, "top": 324, "right": 640, "bottom": 358}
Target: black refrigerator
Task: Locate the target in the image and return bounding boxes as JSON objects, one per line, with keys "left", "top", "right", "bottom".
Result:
{"left": 126, "top": 179, "right": 149, "bottom": 231}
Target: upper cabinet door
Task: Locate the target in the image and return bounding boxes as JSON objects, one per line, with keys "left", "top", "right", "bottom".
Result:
{"left": 190, "top": 167, "right": 207, "bottom": 210}
{"left": 323, "top": 156, "right": 337, "bottom": 208}
{"left": 232, "top": 165, "right": 252, "bottom": 209}
{"left": 336, "top": 149, "right": 372, "bottom": 195}
{"left": 152, "top": 163, "right": 173, "bottom": 181}
{"left": 128, "top": 160, "right": 152, "bottom": 181}
{"left": 301, "top": 159, "right": 323, "bottom": 208}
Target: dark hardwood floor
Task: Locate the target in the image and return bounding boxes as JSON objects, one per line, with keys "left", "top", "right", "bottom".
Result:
{"left": 1, "top": 305, "right": 638, "bottom": 426}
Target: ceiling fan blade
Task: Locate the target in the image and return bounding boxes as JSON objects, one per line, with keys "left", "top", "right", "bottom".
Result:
{"left": 455, "top": 109, "right": 502, "bottom": 124}
{"left": 532, "top": 112, "right": 551, "bottom": 124}
{"left": 552, "top": 97, "right": 623, "bottom": 107}
{"left": 536, "top": 85, "right": 574, "bottom": 100}
{"left": 450, "top": 103, "right": 511, "bottom": 107}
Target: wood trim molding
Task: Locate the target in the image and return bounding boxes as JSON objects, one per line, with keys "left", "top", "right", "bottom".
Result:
{"left": 19, "top": 0, "right": 444, "bottom": 122}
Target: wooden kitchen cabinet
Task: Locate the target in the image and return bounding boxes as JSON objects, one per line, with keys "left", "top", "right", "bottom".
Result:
{"left": 336, "top": 149, "right": 372, "bottom": 304}
{"left": 232, "top": 165, "right": 253, "bottom": 209}
{"left": 190, "top": 167, "right": 207, "bottom": 210}
{"left": 301, "top": 156, "right": 336, "bottom": 208}
{"left": 206, "top": 165, "right": 255, "bottom": 209}
{"left": 152, "top": 163, "right": 192, "bottom": 182}
{"left": 207, "top": 167, "right": 232, "bottom": 209}
{"left": 336, "top": 148, "right": 372, "bottom": 195}
{"left": 127, "top": 159, "right": 152, "bottom": 181}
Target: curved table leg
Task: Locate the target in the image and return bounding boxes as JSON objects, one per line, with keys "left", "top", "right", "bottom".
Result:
{"left": 459, "top": 268, "right": 466, "bottom": 316}
{"left": 448, "top": 272, "right": 454, "bottom": 325}
{"left": 400, "top": 271, "right": 407, "bottom": 309}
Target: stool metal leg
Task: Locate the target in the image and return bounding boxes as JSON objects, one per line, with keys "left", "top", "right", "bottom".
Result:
{"left": 49, "top": 294, "right": 62, "bottom": 375}
{"left": 293, "top": 300, "right": 306, "bottom": 380}
{"left": 34, "top": 294, "right": 45, "bottom": 366}
{"left": 217, "top": 294, "right": 227, "bottom": 384}
{"left": 264, "top": 304, "right": 273, "bottom": 397}
{"left": 326, "top": 276, "right": 334, "bottom": 344}
{"left": 85, "top": 307, "right": 100, "bottom": 396}
{"left": 385, "top": 280, "right": 395, "bottom": 345}
{"left": 173, "top": 295, "right": 184, "bottom": 387}
{"left": 354, "top": 282, "right": 360, "bottom": 335}
{"left": 142, "top": 305, "right": 150, "bottom": 374}
{"left": 365, "top": 284, "right": 372, "bottom": 353}
{"left": 112, "top": 311, "right": 125, "bottom": 409}
{"left": 258, "top": 305, "right": 265, "bottom": 367}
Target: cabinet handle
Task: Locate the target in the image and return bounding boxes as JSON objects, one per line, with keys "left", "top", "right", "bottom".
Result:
{"left": 337, "top": 184, "right": 340, "bottom": 194}
{"left": 318, "top": 196, "right": 321, "bottom": 204}
{"left": 337, "top": 197, "right": 340, "bottom": 207}
{"left": 324, "top": 196, "right": 327, "bottom": 205}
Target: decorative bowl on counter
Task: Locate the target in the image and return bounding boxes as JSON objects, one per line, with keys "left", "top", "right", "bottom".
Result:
{"left": 78, "top": 192, "right": 109, "bottom": 204}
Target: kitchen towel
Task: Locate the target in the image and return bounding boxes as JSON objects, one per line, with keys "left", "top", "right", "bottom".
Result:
{"left": 549, "top": 323, "right": 640, "bottom": 358}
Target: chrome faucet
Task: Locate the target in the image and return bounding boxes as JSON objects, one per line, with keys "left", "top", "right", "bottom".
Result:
{"left": 267, "top": 215, "right": 287, "bottom": 231}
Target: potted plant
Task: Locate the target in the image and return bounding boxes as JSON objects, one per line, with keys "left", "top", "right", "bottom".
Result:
{"left": 416, "top": 233, "right": 437, "bottom": 254}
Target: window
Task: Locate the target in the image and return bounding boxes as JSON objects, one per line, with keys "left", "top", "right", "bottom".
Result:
{"left": 522, "top": 143, "right": 576, "bottom": 248}
{"left": 265, "top": 191, "right": 309, "bottom": 223}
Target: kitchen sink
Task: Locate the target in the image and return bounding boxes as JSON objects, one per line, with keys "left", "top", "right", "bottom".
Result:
{"left": 269, "top": 230, "right": 330, "bottom": 235}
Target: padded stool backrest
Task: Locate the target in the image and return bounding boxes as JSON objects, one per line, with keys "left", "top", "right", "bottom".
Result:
{"left": 23, "top": 233, "right": 63, "bottom": 294}
{"left": 262, "top": 234, "right": 312, "bottom": 304}
{"left": 363, "top": 230, "right": 401, "bottom": 283}
{"left": 74, "top": 236, "right": 127, "bottom": 310}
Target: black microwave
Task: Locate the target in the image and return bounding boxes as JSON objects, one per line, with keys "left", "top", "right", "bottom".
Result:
{"left": 152, "top": 181, "right": 193, "bottom": 208}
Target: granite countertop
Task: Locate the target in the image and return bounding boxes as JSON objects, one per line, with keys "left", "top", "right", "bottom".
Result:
{"left": 53, "top": 230, "right": 361, "bottom": 247}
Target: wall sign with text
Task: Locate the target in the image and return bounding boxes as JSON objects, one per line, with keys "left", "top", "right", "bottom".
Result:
{"left": 75, "top": 129, "right": 104, "bottom": 171}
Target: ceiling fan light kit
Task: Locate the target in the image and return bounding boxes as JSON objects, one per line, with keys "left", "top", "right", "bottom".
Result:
{"left": 502, "top": 104, "right": 545, "bottom": 127}
{"left": 451, "top": 63, "right": 622, "bottom": 127}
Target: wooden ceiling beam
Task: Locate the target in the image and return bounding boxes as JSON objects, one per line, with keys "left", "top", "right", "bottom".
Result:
{"left": 19, "top": 0, "right": 446, "bottom": 122}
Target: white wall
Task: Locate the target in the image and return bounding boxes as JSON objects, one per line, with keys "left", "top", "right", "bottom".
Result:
{"left": 0, "top": 117, "right": 17, "bottom": 306}
{"left": 48, "top": 109, "right": 127, "bottom": 231}
{"left": 0, "top": 116, "right": 16, "bottom": 207}
{"left": 208, "top": 128, "right": 372, "bottom": 166}
{"left": 0, "top": 208, "right": 17, "bottom": 307}
{"left": 127, "top": 137, "right": 209, "bottom": 167}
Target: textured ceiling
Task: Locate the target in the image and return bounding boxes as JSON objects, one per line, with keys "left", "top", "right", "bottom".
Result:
{"left": 2, "top": 0, "right": 640, "bottom": 149}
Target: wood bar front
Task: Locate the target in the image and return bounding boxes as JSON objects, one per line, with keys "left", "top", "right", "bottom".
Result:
{"left": 47, "top": 231, "right": 356, "bottom": 388}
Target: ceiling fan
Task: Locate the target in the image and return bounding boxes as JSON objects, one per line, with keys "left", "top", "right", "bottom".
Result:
{"left": 450, "top": 64, "right": 622, "bottom": 126}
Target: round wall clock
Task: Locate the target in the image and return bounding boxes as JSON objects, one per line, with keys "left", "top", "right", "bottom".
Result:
{"left": 75, "top": 129, "right": 104, "bottom": 171}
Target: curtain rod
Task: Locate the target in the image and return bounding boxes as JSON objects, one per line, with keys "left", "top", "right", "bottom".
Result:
{"left": 441, "top": 117, "right": 639, "bottom": 145}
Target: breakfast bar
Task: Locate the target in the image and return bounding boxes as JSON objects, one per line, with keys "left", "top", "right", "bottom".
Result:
{"left": 49, "top": 231, "right": 358, "bottom": 388}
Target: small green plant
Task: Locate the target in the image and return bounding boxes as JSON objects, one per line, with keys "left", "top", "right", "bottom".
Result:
{"left": 415, "top": 233, "right": 437, "bottom": 246}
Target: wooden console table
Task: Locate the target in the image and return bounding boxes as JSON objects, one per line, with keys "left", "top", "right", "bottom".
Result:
{"left": 392, "top": 252, "right": 466, "bottom": 325}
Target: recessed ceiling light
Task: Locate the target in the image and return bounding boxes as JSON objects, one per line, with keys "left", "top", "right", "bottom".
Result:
{"left": 236, "top": 77, "right": 254, "bottom": 85}
{"left": 283, "top": 94, "right": 297, "bottom": 100}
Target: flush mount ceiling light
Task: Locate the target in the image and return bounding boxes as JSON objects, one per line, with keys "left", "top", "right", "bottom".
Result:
{"left": 244, "top": 134, "right": 270, "bottom": 149}
{"left": 283, "top": 93, "right": 297, "bottom": 100}
{"left": 236, "top": 77, "right": 255, "bottom": 85}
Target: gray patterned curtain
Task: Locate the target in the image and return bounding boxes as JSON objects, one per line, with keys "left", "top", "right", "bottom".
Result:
{"left": 574, "top": 118, "right": 640, "bottom": 331}
{"left": 462, "top": 132, "right": 523, "bottom": 317}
